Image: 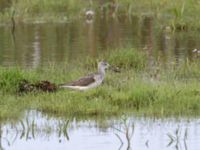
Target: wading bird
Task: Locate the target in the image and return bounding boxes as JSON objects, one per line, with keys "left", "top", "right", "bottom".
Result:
{"left": 59, "top": 61, "right": 110, "bottom": 90}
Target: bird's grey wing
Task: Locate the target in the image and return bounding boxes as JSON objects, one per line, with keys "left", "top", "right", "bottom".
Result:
{"left": 63, "top": 74, "right": 96, "bottom": 86}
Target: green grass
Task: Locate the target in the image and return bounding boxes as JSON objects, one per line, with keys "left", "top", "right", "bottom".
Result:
{"left": 0, "top": 0, "right": 88, "bottom": 23}
{"left": 1, "top": 0, "right": 200, "bottom": 29}
{"left": 1, "top": 47, "right": 200, "bottom": 121}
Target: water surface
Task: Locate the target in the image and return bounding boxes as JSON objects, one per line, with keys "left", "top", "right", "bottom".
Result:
{"left": 1, "top": 17, "right": 200, "bottom": 67}
{"left": 1, "top": 110, "right": 200, "bottom": 150}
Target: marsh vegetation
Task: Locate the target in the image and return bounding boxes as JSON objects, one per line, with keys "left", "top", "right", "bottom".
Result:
{"left": 1, "top": 0, "right": 200, "bottom": 30}
{"left": 1, "top": 48, "right": 200, "bottom": 121}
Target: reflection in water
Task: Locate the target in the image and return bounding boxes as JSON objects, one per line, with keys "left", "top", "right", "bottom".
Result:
{"left": 167, "top": 126, "right": 188, "bottom": 150}
{"left": 113, "top": 117, "right": 134, "bottom": 150}
{"left": 0, "top": 0, "right": 11, "bottom": 12}
{"left": 158, "top": 26, "right": 174, "bottom": 65}
{"left": 141, "top": 16, "right": 153, "bottom": 67}
{"left": 85, "top": 18, "right": 96, "bottom": 56}
{"left": 1, "top": 111, "right": 200, "bottom": 150}
{"left": 0, "top": 123, "right": 3, "bottom": 150}
{"left": 1, "top": 16, "right": 200, "bottom": 67}
{"left": 32, "top": 26, "right": 41, "bottom": 68}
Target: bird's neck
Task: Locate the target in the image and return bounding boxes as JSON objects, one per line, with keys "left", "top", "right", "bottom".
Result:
{"left": 98, "top": 66, "right": 105, "bottom": 76}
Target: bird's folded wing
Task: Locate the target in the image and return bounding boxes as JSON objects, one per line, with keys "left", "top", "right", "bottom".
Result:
{"left": 61, "top": 75, "right": 96, "bottom": 86}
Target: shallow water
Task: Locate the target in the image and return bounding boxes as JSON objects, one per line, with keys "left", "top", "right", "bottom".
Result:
{"left": 1, "top": 110, "right": 200, "bottom": 150}
{"left": 1, "top": 16, "right": 200, "bottom": 67}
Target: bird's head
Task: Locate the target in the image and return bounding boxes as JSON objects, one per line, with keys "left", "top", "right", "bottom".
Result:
{"left": 98, "top": 60, "right": 110, "bottom": 70}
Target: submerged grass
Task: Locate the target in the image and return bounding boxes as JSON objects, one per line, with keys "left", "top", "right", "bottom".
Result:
{"left": 1, "top": 47, "right": 200, "bottom": 121}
